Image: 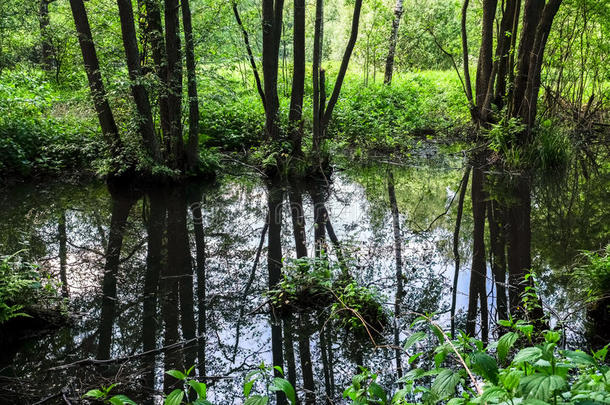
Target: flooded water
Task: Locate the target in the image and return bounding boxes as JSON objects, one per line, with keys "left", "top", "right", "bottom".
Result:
{"left": 0, "top": 153, "right": 607, "bottom": 404}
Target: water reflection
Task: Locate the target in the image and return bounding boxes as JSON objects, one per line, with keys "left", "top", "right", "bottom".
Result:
{"left": 0, "top": 156, "right": 606, "bottom": 403}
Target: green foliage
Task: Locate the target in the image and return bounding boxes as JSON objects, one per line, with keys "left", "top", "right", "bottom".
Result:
{"left": 330, "top": 71, "right": 469, "bottom": 154}
{"left": 0, "top": 68, "right": 99, "bottom": 178}
{"left": 0, "top": 251, "right": 62, "bottom": 324}
{"left": 342, "top": 316, "right": 610, "bottom": 405}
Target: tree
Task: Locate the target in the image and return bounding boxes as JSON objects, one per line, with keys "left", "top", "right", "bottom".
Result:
{"left": 384, "top": 0, "right": 404, "bottom": 84}
{"left": 69, "top": 0, "right": 202, "bottom": 176}
{"left": 459, "top": 0, "right": 564, "bottom": 333}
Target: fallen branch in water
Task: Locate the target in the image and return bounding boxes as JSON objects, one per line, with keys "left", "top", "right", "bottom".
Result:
{"left": 49, "top": 335, "right": 206, "bottom": 371}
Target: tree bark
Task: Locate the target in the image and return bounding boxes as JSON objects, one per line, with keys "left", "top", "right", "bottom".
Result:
{"left": 182, "top": 0, "right": 200, "bottom": 170}
{"left": 164, "top": 0, "right": 184, "bottom": 168}
{"left": 288, "top": 0, "right": 306, "bottom": 155}
{"left": 116, "top": 0, "right": 160, "bottom": 162}
{"left": 488, "top": 199, "right": 508, "bottom": 321}
{"left": 68, "top": 0, "right": 122, "bottom": 155}
{"left": 383, "top": 0, "right": 403, "bottom": 85}
{"left": 262, "top": 0, "right": 285, "bottom": 141}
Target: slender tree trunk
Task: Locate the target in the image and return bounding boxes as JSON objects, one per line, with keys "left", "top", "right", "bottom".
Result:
{"left": 298, "top": 316, "right": 315, "bottom": 404}
{"left": 142, "top": 0, "right": 171, "bottom": 146}
{"left": 451, "top": 166, "right": 470, "bottom": 337}
{"left": 387, "top": 170, "right": 403, "bottom": 381}
{"left": 58, "top": 209, "right": 69, "bottom": 298}
{"left": 97, "top": 191, "right": 135, "bottom": 360}
{"left": 383, "top": 0, "right": 403, "bottom": 85}
{"left": 289, "top": 0, "right": 306, "bottom": 155}
{"left": 188, "top": 192, "right": 207, "bottom": 378}
{"left": 142, "top": 190, "right": 165, "bottom": 400}
{"left": 68, "top": 0, "right": 122, "bottom": 155}
{"left": 312, "top": 0, "right": 324, "bottom": 152}
{"left": 164, "top": 0, "right": 184, "bottom": 168}
{"left": 466, "top": 164, "right": 488, "bottom": 342}
{"left": 232, "top": 2, "right": 266, "bottom": 108}
{"left": 488, "top": 199, "right": 508, "bottom": 321}
{"left": 182, "top": 0, "right": 200, "bottom": 170}
{"left": 262, "top": 0, "right": 284, "bottom": 141}
{"left": 116, "top": 0, "right": 160, "bottom": 162}
{"left": 39, "top": 0, "right": 56, "bottom": 71}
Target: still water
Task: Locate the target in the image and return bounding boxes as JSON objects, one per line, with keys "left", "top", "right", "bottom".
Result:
{"left": 0, "top": 155, "right": 607, "bottom": 404}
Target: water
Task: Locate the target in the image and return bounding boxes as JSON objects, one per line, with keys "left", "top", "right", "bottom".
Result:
{"left": 0, "top": 154, "right": 607, "bottom": 404}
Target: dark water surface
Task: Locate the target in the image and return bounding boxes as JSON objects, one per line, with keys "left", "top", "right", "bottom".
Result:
{"left": 0, "top": 155, "right": 607, "bottom": 404}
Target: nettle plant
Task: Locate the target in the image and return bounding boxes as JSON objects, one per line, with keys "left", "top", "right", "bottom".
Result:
{"left": 343, "top": 315, "right": 610, "bottom": 404}
{"left": 84, "top": 363, "right": 297, "bottom": 405}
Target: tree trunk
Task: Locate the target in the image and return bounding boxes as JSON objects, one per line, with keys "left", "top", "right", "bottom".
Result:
{"left": 182, "top": 0, "right": 200, "bottom": 170}
{"left": 68, "top": 0, "right": 122, "bottom": 155}
{"left": 116, "top": 0, "right": 160, "bottom": 162}
{"left": 466, "top": 165, "right": 488, "bottom": 342}
{"left": 488, "top": 199, "right": 508, "bottom": 321}
{"left": 39, "top": 0, "right": 55, "bottom": 71}
{"left": 451, "top": 166, "right": 470, "bottom": 337}
{"left": 142, "top": 0, "right": 171, "bottom": 146}
{"left": 58, "top": 209, "right": 69, "bottom": 298}
{"left": 97, "top": 191, "right": 135, "bottom": 360}
{"left": 288, "top": 0, "right": 306, "bottom": 155}
{"left": 188, "top": 191, "right": 207, "bottom": 378}
{"left": 387, "top": 170, "right": 403, "bottom": 380}
{"left": 262, "top": 0, "right": 284, "bottom": 141}
{"left": 164, "top": 0, "right": 184, "bottom": 168}
{"left": 383, "top": 0, "right": 403, "bottom": 85}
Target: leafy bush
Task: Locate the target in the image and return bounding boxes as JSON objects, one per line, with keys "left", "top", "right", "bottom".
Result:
{"left": 343, "top": 315, "right": 610, "bottom": 404}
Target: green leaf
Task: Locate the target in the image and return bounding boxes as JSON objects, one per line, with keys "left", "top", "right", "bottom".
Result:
{"left": 109, "top": 395, "right": 137, "bottom": 405}
{"left": 564, "top": 350, "right": 596, "bottom": 367}
{"left": 164, "top": 389, "right": 185, "bottom": 405}
{"left": 83, "top": 389, "right": 105, "bottom": 399}
{"left": 244, "top": 379, "right": 255, "bottom": 398}
{"left": 497, "top": 332, "right": 519, "bottom": 363}
{"left": 269, "top": 378, "right": 296, "bottom": 405}
{"left": 481, "top": 386, "right": 508, "bottom": 402}
{"left": 408, "top": 352, "right": 423, "bottom": 364}
{"left": 520, "top": 374, "right": 567, "bottom": 401}
{"left": 470, "top": 351, "right": 499, "bottom": 385}
{"left": 404, "top": 331, "right": 426, "bottom": 351}
{"left": 431, "top": 369, "right": 461, "bottom": 400}
{"left": 166, "top": 369, "right": 187, "bottom": 381}
{"left": 188, "top": 380, "right": 207, "bottom": 399}
{"left": 244, "top": 395, "right": 269, "bottom": 405}
{"left": 368, "top": 381, "right": 387, "bottom": 402}
{"left": 513, "top": 347, "right": 543, "bottom": 364}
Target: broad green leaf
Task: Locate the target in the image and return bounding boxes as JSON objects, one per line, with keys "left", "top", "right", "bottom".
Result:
{"left": 513, "top": 347, "right": 542, "bottom": 364}
{"left": 164, "top": 389, "right": 185, "bottom": 405}
{"left": 544, "top": 330, "right": 561, "bottom": 343}
{"left": 270, "top": 378, "right": 296, "bottom": 404}
{"left": 470, "top": 351, "right": 499, "bottom": 385}
{"left": 244, "top": 379, "right": 255, "bottom": 398}
{"left": 481, "top": 386, "right": 507, "bottom": 402}
{"left": 520, "top": 374, "right": 567, "bottom": 401}
{"left": 404, "top": 331, "right": 426, "bottom": 351}
{"left": 431, "top": 369, "right": 461, "bottom": 400}
{"left": 244, "top": 395, "right": 269, "bottom": 405}
{"left": 497, "top": 332, "right": 519, "bottom": 363}
{"left": 109, "top": 395, "right": 137, "bottom": 405}
{"left": 368, "top": 381, "right": 387, "bottom": 402}
{"left": 564, "top": 350, "right": 596, "bottom": 367}
{"left": 188, "top": 380, "right": 207, "bottom": 399}
{"left": 166, "top": 369, "right": 186, "bottom": 381}
{"left": 84, "top": 389, "right": 105, "bottom": 399}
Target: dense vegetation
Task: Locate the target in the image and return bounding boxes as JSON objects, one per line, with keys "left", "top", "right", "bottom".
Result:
{"left": 0, "top": 0, "right": 608, "bottom": 403}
